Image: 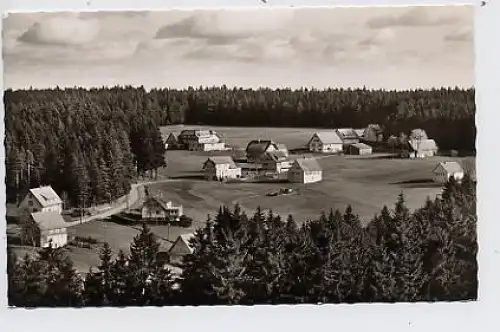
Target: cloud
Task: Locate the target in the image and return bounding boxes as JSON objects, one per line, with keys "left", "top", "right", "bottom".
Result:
{"left": 18, "top": 16, "right": 100, "bottom": 46}
{"left": 444, "top": 28, "right": 473, "bottom": 42}
{"left": 366, "top": 7, "right": 461, "bottom": 29}
{"left": 359, "top": 28, "right": 395, "bottom": 46}
{"left": 154, "top": 9, "right": 293, "bottom": 43}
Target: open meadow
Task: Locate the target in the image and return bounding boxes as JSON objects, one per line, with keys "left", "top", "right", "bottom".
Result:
{"left": 158, "top": 125, "right": 475, "bottom": 224}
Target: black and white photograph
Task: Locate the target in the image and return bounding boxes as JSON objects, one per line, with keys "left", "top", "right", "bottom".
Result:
{"left": 3, "top": 5, "right": 476, "bottom": 307}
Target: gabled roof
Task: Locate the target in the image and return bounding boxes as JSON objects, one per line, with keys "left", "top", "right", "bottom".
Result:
{"left": 310, "top": 132, "right": 343, "bottom": 145}
{"left": 408, "top": 139, "right": 438, "bottom": 152}
{"left": 144, "top": 196, "right": 180, "bottom": 211}
{"left": 169, "top": 233, "right": 196, "bottom": 254}
{"left": 351, "top": 143, "right": 372, "bottom": 150}
{"left": 292, "top": 158, "right": 322, "bottom": 172}
{"left": 246, "top": 140, "right": 276, "bottom": 156}
{"left": 204, "top": 156, "right": 237, "bottom": 167}
{"left": 335, "top": 128, "right": 359, "bottom": 140}
{"left": 31, "top": 211, "right": 68, "bottom": 231}
{"left": 434, "top": 161, "right": 464, "bottom": 174}
{"left": 354, "top": 129, "right": 365, "bottom": 137}
{"left": 166, "top": 133, "right": 178, "bottom": 141}
{"left": 366, "top": 124, "right": 383, "bottom": 132}
{"left": 262, "top": 150, "right": 288, "bottom": 162}
{"left": 276, "top": 143, "right": 288, "bottom": 151}
{"left": 232, "top": 148, "right": 247, "bottom": 161}
{"left": 28, "top": 186, "right": 62, "bottom": 207}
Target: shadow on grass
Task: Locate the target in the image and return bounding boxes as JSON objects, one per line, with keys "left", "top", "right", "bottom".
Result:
{"left": 350, "top": 154, "right": 400, "bottom": 160}
{"left": 390, "top": 178, "right": 442, "bottom": 189}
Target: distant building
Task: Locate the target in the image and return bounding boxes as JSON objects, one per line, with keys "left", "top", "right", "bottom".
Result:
{"left": 203, "top": 156, "right": 242, "bottom": 181}
{"left": 259, "top": 151, "right": 292, "bottom": 173}
{"left": 402, "top": 139, "right": 438, "bottom": 159}
{"left": 387, "top": 135, "right": 400, "bottom": 150}
{"left": 164, "top": 133, "right": 179, "bottom": 150}
{"left": 168, "top": 233, "right": 195, "bottom": 265}
{"left": 236, "top": 162, "right": 264, "bottom": 178}
{"left": 308, "top": 132, "right": 343, "bottom": 154}
{"left": 348, "top": 143, "right": 373, "bottom": 155}
{"left": 30, "top": 211, "right": 69, "bottom": 248}
{"left": 409, "top": 129, "right": 428, "bottom": 141}
{"left": 19, "top": 186, "right": 63, "bottom": 214}
{"left": 141, "top": 196, "right": 183, "bottom": 221}
{"left": 363, "top": 124, "right": 384, "bottom": 143}
{"left": 246, "top": 140, "right": 278, "bottom": 162}
{"left": 288, "top": 157, "right": 323, "bottom": 184}
{"left": 276, "top": 143, "right": 289, "bottom": 157}
{"left": 354, "top": 129, "right": 366, "bottom": 140}
{"left": 177, "top": 129, "right": 226, "bottom": 151}
{"left": 335, "top": 128, "right": 360, "bottom": 145}
{"left": 433, "top": 161, "right": 465, "bottom": 184}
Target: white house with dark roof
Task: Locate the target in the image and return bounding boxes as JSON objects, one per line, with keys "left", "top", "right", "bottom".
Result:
{"left": 168, "top": 233, "right": 196, "bottom": 264}
{"left": 203, "top": 156, "right": 242, "bottom": 181}
{"left": 141, "top": 196, "right": 183, "bottom": 221}
{"left": 30, "top": 211, "right": 69, "bottom": 248}
{"left": 402, "top": 139, "right": 438, "bottom": 159}
{"left": 288, "top": 157, "right": 323, "bottom": 183}
{"left": 308, "top": 132, "right": 343, "bottom": 154}
{"left": 19, "top": 185, "right": 63, "bottom": 214}
{"left": 259, "top": 150, "right": 292, "bottom": 173}
{"left": 433, "top": 161, "right": 465, "bottom": 184}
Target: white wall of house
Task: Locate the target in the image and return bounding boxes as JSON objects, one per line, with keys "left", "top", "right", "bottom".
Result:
{"left": 201, "top": 142, "right": 226, "bottom": 151}
{"left": 303, "top": 171, "right": 322, "bottom": 183}
{"left": 433, "top": 169, "right": 464, "bottom": 184}
{"left": 288, "top": 168, "right": 322, "bottom": 183}
{"left": 41, "top": 228, "right": 68, "bottom": 248}
{"left": 309, "top": 137, "right": 342, "bottom": 153}
{"left": 204, "top": 162, "right": 242, "bottom": 180}
{"left": 19, "top": 193, "right": 63, "bottom": 214}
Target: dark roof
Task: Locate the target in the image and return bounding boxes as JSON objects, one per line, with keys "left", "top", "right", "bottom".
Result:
{"left": 293, "top": 158, "right": 322, "bottom": 172}
{"left": 144, "top": 196, "right": 180, "bottom": 211}
{"left": 335, "top": 128, "right": 359, "bottom": 140}
{"left": 310, "top": 132, "right": 343, "bottom": 145}
{"left": 408, "top": 139, "right": 438, "bottom": 152}
{"left": 204, "top": 156, "right": 237, "bottom": 166}
{"left": 232, "top": 148, "right": 247, "bottom": 160}
{"left": 246, "top": 140, "right": 276, "bottom": 156}
{"left": 31, "top": 211, "right": 68, "bottom": 231}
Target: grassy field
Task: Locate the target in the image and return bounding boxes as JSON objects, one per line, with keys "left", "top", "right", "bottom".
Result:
{"left": 158, "top": 125, "right": 475, "bottom": 224}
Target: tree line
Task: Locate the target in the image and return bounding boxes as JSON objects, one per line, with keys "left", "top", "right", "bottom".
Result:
{"left": 4, "top": 85, "right": 475, "bottom": 205}
{"left": 7, "top": 176, "right": 477, "bottom": 306}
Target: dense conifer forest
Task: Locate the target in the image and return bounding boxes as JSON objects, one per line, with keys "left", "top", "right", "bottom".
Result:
{"left": 4, "top": 85, "right": 475, "bottom": 206}
{"left": 7, "top": 176, "right": 477, "bottom": 306}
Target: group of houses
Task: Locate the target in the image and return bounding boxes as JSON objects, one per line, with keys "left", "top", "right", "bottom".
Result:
{"left": 202, "top": 139, "right": 324, "bottom": 184}
{"left": 18, "top": 185, "right": 69, "bottom": 248}
{"left": 165, "top": 129, "right": 227, "bottom": 152}
{"left": 308, "top": 125, "right": 439, "bottom": 159}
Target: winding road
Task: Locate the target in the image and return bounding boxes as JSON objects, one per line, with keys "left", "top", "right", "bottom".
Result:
{"left": 65, "top": 179, "right": 179, "bottom": 227}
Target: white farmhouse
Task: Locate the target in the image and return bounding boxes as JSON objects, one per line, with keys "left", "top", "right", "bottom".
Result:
{"left": 402, "top": 139, "right": 438, "bottom": 159}
{"left": 433, "top": 161, "right": 465, "bottom": 184}
{"left": 30, "top": 211, "right": 69, "bottom": 248}
{"left": 19, "top": 185, "right": 63, "bottom": 214}
{"left": 288, "top": 157, "right": 323, "bottom": 184}
{"left": 308, "top": 132, "right": 343, "bottom": 154}
{"left": 202, "top": 156, "right": 242, "bottom": 181}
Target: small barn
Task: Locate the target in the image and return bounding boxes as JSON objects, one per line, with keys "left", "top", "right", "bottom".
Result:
{"left": 363, "top": 124, "right": 384, "bottom": 143}
{"left": 433, "top": 161, "right": 465, "bottom": 184}
{"left": 141, "top": 196, "right": 183, "bottom": 222}
{"left": 203, "top": 156, "right": 242, "bottom": 181}
{"left": 164, "top": 133, "right": 178, "bottom": 150}
{"left": 348, "top": 143, "right": 373, "bottom": 155}
{"left": 29, "top": 211, "right": 69, "bottom": 248}
{"left": 402, "top": 139, "right": 438, "bottom": 158}
{"left": 288, "top": 157, "right": 323, "bottom": 184}
{"left": 168, "top": 233, "right": 195, "bottom": 265}
{"left": 308, "top": 132, "right": 343, "bottom": 154}
{"left": 246, "top": 140, "right": 278, "bottom": 162}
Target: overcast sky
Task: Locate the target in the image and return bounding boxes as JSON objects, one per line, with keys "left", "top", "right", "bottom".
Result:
{"left": 3, "top": 5, "right": 474, "bottom": 90}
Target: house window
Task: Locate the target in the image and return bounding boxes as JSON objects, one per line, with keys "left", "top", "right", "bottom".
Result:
{"left": 28, "top": 200, "right": 33, "bottom": 206}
